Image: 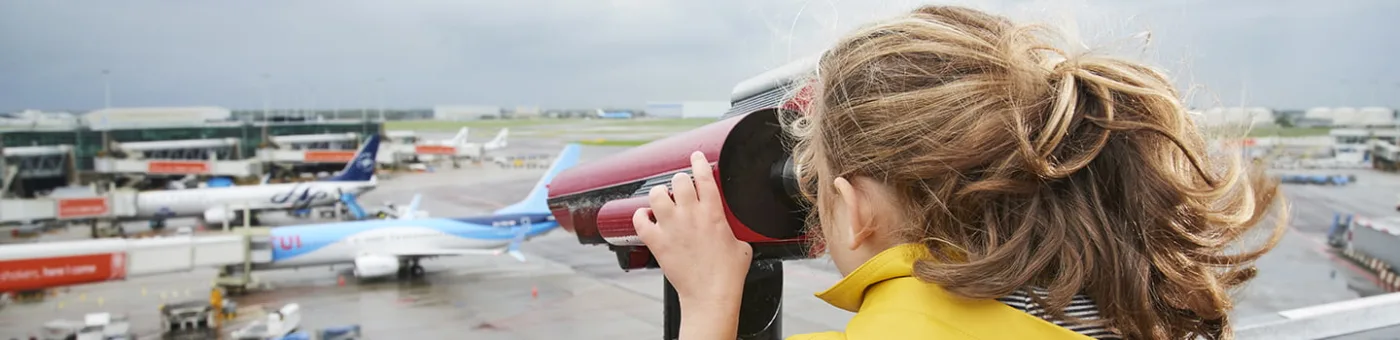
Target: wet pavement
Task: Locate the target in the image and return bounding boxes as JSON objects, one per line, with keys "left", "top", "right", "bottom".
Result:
{"left": 3, "top": 132, "right": 1400, "bottom": 338}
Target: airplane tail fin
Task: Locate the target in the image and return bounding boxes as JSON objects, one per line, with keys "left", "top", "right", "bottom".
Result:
{"left": 484, "top": 128, "right": 509, "bottom": 150}
{"left": 398, "top": 194, "right": 423, "bottom": 220}
{"left": 325, "top": 134, "right": 380, "bottom": 182}
{"left": 491, "top": 143, "right": 581, "bottom": 216}
{"left": 449, "top": 127, "right": 470, "bottom": 145}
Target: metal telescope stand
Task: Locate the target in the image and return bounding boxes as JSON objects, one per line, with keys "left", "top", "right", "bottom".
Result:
{"left": 663, "top": 260, "right": 785, "bottom": 340}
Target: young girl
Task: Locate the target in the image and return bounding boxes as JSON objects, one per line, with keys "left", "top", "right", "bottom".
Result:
{"left": 631, "top": 5, "right": 1284, "bottom": 340}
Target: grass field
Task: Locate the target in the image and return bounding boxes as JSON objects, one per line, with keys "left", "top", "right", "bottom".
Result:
{"left": 384, "top": 119, "right": 559, "bottom": 130}
{"left": 384, "top": 118, "right": 717, "bottom": 131}
{"left": 574, "top": 139, "right": 655, "bottom": 147}
{"left": 1244, "top": 127, "right": 1331, "bottom": 137}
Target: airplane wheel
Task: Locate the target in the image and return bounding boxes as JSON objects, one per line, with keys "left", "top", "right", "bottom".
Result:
{"left": 411, "top": 265, "right": 425, "bottom": 277}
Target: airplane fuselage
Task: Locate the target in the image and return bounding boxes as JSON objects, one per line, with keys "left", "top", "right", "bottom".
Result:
{"left": 261, "top": 212, "right": 556, "bottom": 270}
{"left": 134, "top": 181, "right": 376, "bottom": 219}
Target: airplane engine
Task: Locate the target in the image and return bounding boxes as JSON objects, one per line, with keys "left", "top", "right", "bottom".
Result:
{"left": 352, "top": 255, "right": 399, "bottom": 278}
{"left": 203, "top": 207, "right": 232, "bottom": 223}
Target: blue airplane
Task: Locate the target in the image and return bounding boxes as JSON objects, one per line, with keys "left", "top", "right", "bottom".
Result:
{"left": 259, "top": 143, "right": 581, "bottom": 279}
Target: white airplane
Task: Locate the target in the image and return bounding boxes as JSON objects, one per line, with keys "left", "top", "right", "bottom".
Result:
{"left": 135, "top": 134, "right": 381, "bottom": 226}
{"left": 471, "top": 128, "right": 509, "bottom": 151}
{"left": 436, "top": 127, "right": 471, "bottom": 146}
{"left": 433, "top": 128, "right": 509, "bottom": 154}
{"left": 401, "top": 127, "right": 509, "bottom": 163}
{"left": 259, "top": 143, "right": 580, "bottom": 279}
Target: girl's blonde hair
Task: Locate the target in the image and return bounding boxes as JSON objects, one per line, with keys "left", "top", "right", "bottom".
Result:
{"left": 787, "top": 5, "right": 1286, "bottom": 340}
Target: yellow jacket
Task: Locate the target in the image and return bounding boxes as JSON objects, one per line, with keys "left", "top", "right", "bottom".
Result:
{"left": 788, "top": 244, "right": 1095, "bottom": 340}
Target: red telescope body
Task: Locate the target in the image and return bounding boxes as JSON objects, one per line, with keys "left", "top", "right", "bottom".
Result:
{"left": 546, "top": 108, "right": 811, "bottom": 270}
{"left": 551, "top": 56, "right": 820, "bottom": 340}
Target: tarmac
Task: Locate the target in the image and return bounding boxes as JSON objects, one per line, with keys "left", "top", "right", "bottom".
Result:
{"left": 2, "top": 127, "right": 1400, "bottom": 339}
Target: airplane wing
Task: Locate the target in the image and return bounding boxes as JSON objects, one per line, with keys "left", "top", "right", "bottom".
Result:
{"left": 382, "top": 226, "right": 530, "bottom": 262}
{"left": 381, "top": 246, "right": 526, "bottom": 262}
{"left": 382, "top": 248, "right": 501, "bottom": 257}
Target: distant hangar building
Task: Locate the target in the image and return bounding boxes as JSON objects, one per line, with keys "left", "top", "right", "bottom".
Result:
{"left": 83, "top": 107, "right": 232, "bottom": 130}
{"left": 1304, "top": 107, "right": 1397, "bottom": 127}
{"left": 433, "top": 105, "right": 502, "bottom": 121}
{"left": 645, "top": 101, "right": 730, "bottom": 119}
{"left": 1195, "top": 107, "right": 1276, "bottom": 128}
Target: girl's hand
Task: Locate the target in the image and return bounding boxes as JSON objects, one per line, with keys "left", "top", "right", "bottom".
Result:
{"left": 633, "top": 151, "right": 753, "bottom": 306}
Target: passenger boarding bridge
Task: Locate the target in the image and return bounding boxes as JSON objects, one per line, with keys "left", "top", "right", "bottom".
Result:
{"left": 257, "top": 133, "right": 363, "bottom": 164}
{"left": 0, "top": 189, "right": 137, "bottom": 224}
{"left": 385, "top": 130, "right": 418, "bottom": 144}
{"left": 2, "top": 145, "right": 78, "bottom": 198}
{"left": 92, "top": 138, "right": 260, "bottom": 178}
{"left": 377, "top": 130, "right": 420, "bottom": 165}
{"left": 3, "top": 145, "right": 73, "bottom": 180}
{"left": 0, "top": 226, "right": 269, "bottom": 294}
{"left": 115, "top": 138, "right": 242, "bottom": 160}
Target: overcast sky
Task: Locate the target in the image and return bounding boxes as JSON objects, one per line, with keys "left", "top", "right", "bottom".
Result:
{"left": 0, "top": 0, "right": 1396, "bottom": 112}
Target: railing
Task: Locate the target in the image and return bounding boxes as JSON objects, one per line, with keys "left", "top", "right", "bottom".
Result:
{"left": 1236, "top": 292, "right": 1400, "bottom": 339}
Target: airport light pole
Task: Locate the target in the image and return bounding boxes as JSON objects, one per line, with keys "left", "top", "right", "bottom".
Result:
{"left": 261, "top": 73, "right": 272, "bottom": 123}
{"left": 101, "top": 69, "right": 111, "bottom": 108}
{"left": 309, "top": 86, "right": 318, "bottom": 121}
{"left": 376, "top": 77, "right": 386, "bottom": 122}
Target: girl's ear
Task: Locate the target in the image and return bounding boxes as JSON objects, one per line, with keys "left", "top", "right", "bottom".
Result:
{"left": 832, "top": 177, "right": 874, "bottom": 250}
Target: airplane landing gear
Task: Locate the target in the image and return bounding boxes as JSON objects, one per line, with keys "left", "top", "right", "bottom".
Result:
{"left": 231, "top": 211, "right": 263, "bottom": 227}
{"left": 398, "top": 259, "right": 425, "bottom": 278}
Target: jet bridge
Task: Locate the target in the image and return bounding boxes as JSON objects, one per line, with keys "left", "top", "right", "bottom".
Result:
{"left": 0, "top": 190, "right": 138, "bottom": 224}
{"left": 113, "top": 138, "right": 243, "bottom": 160}
{"left": 258, "top": 133, "right": 362, "bottom": 164}
{"left": 3, "top": 145, "right": 73, "bottom": 179}
{"left": 92, "top": 138, "right": 260, "bottom": 177}
{"left": 377, "top": 130, "right": 419, "bottom": 165}
{"left": 0, "top": 227, "right": 272, "bottom": 294}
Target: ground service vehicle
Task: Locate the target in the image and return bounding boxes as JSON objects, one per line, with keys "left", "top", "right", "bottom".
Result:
{"left": 159, "top": 300, "right": 216, "bottom": 332}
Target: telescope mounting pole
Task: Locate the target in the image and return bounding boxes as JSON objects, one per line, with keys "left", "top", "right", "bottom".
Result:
{"left": 663, "top": 260, "right": 784, "bottom": 340}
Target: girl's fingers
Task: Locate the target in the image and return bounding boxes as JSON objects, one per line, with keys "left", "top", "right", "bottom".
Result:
{"left": 633, "top": 208, "right": 661, "bottom": 245}
{"left": 671, "top": 172, "right": 697, "bottom": 207}
{"left": 648, "top": 185, "right": 674, "bottom": 220}
{"left": 688, "top": 151, "right": 722, "bottom": 211}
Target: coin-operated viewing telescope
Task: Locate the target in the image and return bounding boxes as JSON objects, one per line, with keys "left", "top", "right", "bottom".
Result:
{"left": 546, "top": 56, "right": 818, "bottom": 340}
{"left": 545, "top": 107, "right": 810, "bottom": 268}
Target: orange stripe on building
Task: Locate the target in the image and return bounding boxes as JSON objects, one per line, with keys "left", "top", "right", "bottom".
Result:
{"left": 147, "top": 160, "right": 211, "bottom": 174}
{"left": 304, "top": 150, "right": 356, "bottom": 163}
{"left": 56, "top": 197, "right": 110, "bottom": 219}
{"left": 415, "top": 145, "right": 456, "bottom": 155}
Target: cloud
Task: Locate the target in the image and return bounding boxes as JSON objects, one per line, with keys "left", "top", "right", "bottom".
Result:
{"left": 0, "top": 0, "right": 1396, "bottom": 111}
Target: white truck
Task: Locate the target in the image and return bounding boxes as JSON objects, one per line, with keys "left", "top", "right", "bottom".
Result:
{"left": 40, "top": 313, "right": 133, "bottom": 340}
{"left": 230, "top": 303, "right": 302, "bottom": 340}
{"left": 40, "top": 319, "right": 84, "bottom": 340}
